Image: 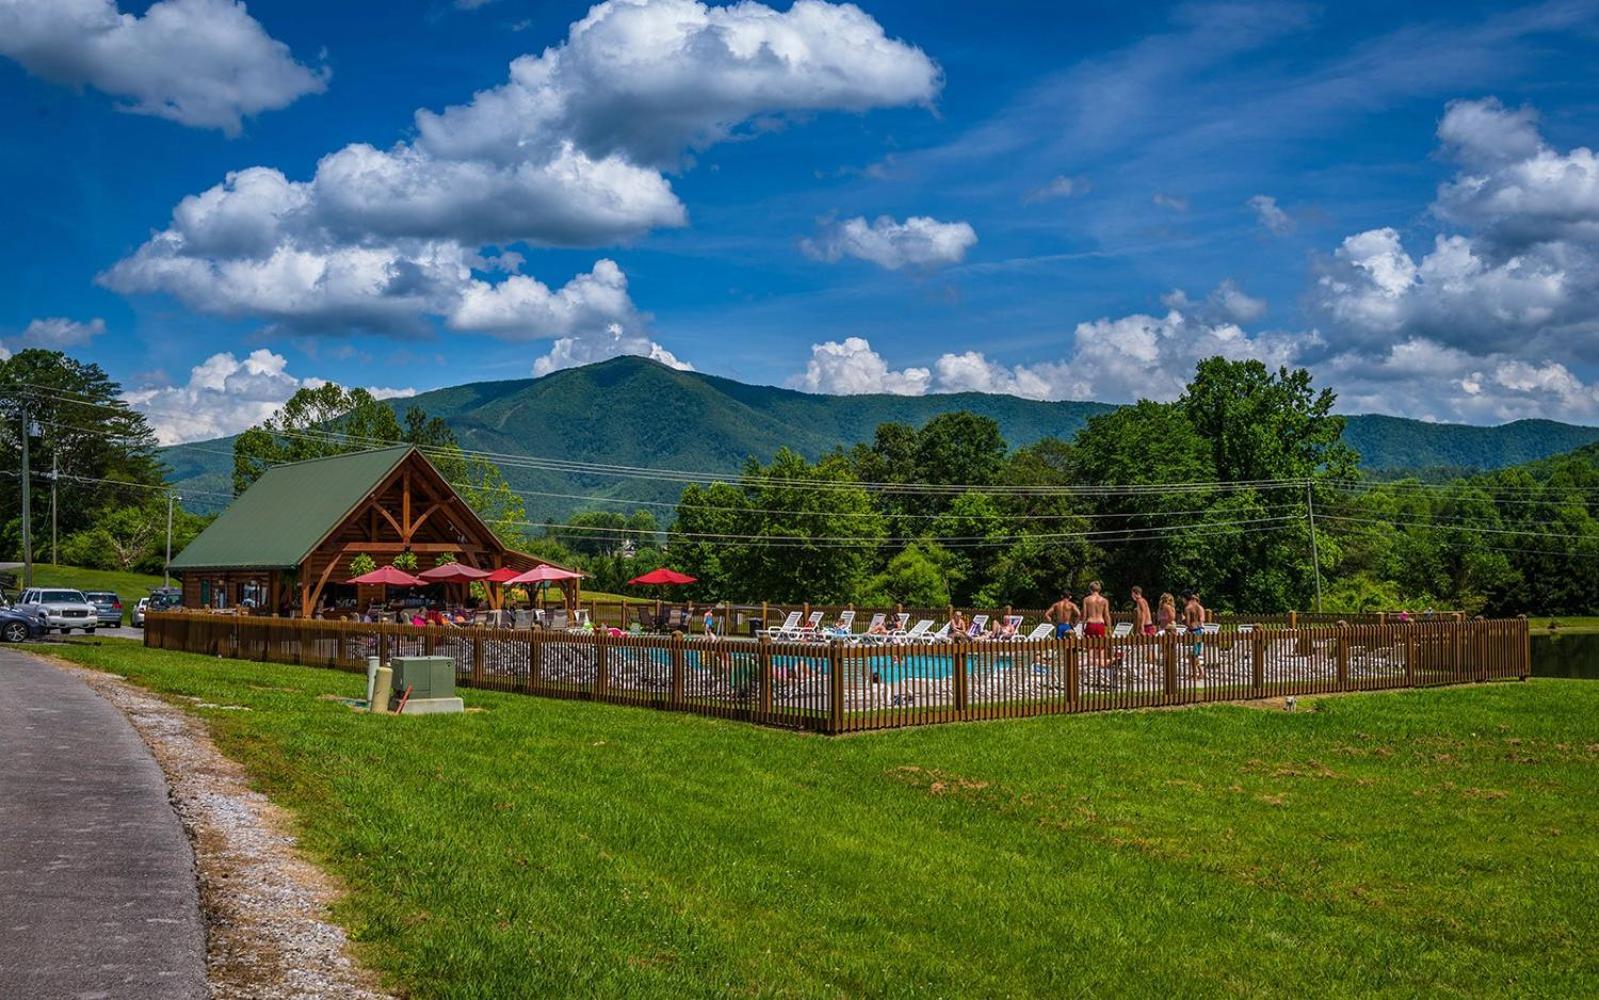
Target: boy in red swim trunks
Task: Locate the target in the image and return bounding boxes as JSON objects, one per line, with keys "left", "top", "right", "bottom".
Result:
{"left": 1082, "top": 581, "right": 1110, "bottom": 638}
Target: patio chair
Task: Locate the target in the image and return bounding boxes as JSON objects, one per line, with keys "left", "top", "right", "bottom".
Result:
{"left": 635, "top": 605, "right": 657, "bottom": 632}
{"left": 927, "top": 622, "right": 953, "bottom": 644}
{"left": 547, "top": 608, "right": 569, "bottom": 630}
{"left": 513, "top": 609, "right": 536, "bottom": 629}
{"left": 852, "top": 612, "right": 888, "bottom": 645}
{"left": 764, "top": 611, "right": 803, "bottom": 640}
{"left": 1237, "top": 623, "right": 1255, "bottom": 635}
{"left": 1111, "top": 622, "right": 1133, "bottom": 638}
{"left": 794, "top": 610, "right": 826, "bottom": 641}
{"left": 966, "top": 614, "right": 989, "bottom": 638}
{"left": 1022, "top": 622, "right": 1056, "bottom": 642}
{"left": 832, "top": 610, "right": 856, "bottom": 637}
{"left": 889, "top": 619, "right": 934, "bottom": 645}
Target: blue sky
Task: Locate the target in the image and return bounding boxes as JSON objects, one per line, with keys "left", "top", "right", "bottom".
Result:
{"left": 3, "top": 0, "right": 1599, "bottom": 442}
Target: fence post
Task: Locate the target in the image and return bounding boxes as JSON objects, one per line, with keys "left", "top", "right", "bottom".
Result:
{"left": 1335, "top": 628, "right": 1349, "bottom": 690}
{"left": 472, "top": 628, "right": 486, "bottom": 687}
{"left": 953, "top": 643, "right": 968, "bottom": 717}
{"left": 1251, "top": 629, "right": 1265, "bottom": 696}
{"left": 671, "top": 634, "right": 686, "bottom": 708}
{"left": 1404, "top": 627, "right": 1415, "bottom": 686}
{"left": 1162, "top": 634, "right": 1178, "bottom": 700}
{"left": 828, "top": 640, "right": 845, "bottom": 734}
{"left": 1066, "top": 638, "right": 1079, "bottom": 708}
{"left": 758, "top": 636, "right": 773, "bottom": 720}
{"left": 526, "top": 632, "right": 543, "bottom": 693}
{"left": 1288, "top": 610, "right": 1297, "bottom": 629}
{"left": 594, "top": 629, "right": 609, "bottom": 699}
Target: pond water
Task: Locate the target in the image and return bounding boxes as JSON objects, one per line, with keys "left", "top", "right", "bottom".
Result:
{"left": 1530, "top": 633, "right": 1599, "bottom": 679}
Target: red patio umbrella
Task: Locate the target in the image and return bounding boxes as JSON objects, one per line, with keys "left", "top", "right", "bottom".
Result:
{"left": 628, "top": 568, "right": 697, "bottom": 586}
{"left": 417, "top": 563, "right": 492, "bottom": 582}
{"left": 482, "top": 567, "right": 523, "bottom": 584}
{"left": 346, "top": 565, "right": 424, "bottom": 586}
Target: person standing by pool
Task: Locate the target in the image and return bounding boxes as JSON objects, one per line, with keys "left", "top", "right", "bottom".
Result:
{"left": 1156, "top": 592, "right": 1178, "bottom": 632}
{"left": 1184, "top": 590, "right": 1208, "bottom": 679}
{"left": 1046, "top": 591, "right": 1079, "bottom": 639}
{"left": 1132, "top": 586, "right": 1154, "bottom": 635}
{"left": 1082, "top": 582, "right": 1110, "bottom": 638}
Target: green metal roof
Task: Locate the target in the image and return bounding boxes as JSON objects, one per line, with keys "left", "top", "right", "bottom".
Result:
{"left": 170, "top": 446, "right": 414, "bottom": 571}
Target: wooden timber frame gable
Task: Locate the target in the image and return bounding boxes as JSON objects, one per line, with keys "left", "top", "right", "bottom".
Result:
{"left": 177, "top": 448, "right": 572, "bottom": 617}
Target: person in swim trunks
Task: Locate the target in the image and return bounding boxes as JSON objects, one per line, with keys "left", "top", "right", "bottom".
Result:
{"left": 1132, "top": 585, "right": 1154, "bottom": 635}
{"left": 1082, "top": 581, "right": 1110, "bottom": 638}
{"left": 1046, "top": 591, "right": 1079, "bottom": 639}
{"left": 1184, "top": 589, "right": 1207, "bottom": 679}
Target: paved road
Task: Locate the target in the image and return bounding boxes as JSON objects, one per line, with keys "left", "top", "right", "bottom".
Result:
{"left": 0, "top": 648, "right": 207, "bottom": 999}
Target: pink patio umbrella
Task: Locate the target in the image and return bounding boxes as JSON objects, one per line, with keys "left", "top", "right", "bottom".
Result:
{"left": 506, "top": 564, "right": 585, "bottom": 585}
{"left": 346, "top": 565, "right": 424, "bottom": 587}
{"left": 417, "top": 563, "right": 492, "bottom": 583}
{"left": 346, "top": 564, "right": 425, "bottom": 617}
{"left": 507, "top": 564, "right": 585, "bottom": 615}
{"left": 417, "top": 562, "right": 492, "bottom": 612}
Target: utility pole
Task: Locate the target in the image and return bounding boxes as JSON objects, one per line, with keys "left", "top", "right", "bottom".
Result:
{"left": 1306, "top": 480, "right": 1323, "bottom": 613}
{"left": 49, "top": 449, "right": 58, "bottom": 566}
{"left": 19, "top": 407, "right": 33, "bottom": 588}
{"left": 164, "top": 492, "right": 180, "bottom": 590}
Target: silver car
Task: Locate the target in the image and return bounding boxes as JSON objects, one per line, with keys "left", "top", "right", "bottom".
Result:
{"left": 16, "top": 587, "right": 98, "bottom": 634}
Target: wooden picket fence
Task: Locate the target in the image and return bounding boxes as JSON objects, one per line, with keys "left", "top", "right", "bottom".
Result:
{"left": 144, "top": 613, "right": 1528, "bottom": 734}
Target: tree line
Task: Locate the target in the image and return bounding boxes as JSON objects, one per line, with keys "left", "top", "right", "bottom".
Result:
{"left": 6, "top": 348, "right": 1595, "bottom": 614}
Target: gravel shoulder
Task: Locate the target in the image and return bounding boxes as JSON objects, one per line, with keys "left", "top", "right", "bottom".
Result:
{"left": 31, "top": 651, "right": 390, "bottom": 1000}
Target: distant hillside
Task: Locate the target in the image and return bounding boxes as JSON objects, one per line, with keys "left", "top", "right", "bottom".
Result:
{"left": 1339, "top": 415, "right": 1599, "bottom": 473}
{"left": 161, "top": 356, "right": 1599, "bottom": 518}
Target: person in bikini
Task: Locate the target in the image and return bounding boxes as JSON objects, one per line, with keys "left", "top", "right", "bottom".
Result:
{"left": 1046, "top": 591, "right": 1079, "bottom": 639}
{"left": 1132, "top": 585, "right": 1154, "bottom": 636}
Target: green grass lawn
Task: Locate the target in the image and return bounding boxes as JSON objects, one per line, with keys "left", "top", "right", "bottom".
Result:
{"left": 25, "top": 563, "right": 170, "bottom": 599}
{"left": 30, "top": 639, "right": 1599, "bottom": 998}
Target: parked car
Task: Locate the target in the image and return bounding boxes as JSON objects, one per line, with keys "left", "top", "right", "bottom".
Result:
{"left": 16, "top": 588, "right": 98, "bottom": 634}
{"left": 83, "top": 591, "right": 125, "bottom": 628}
{"left": 134, "top": 589, "right": 182, "bottom": 627}
{"left": 0, "top": 605, "right": 47, "bottom": 643}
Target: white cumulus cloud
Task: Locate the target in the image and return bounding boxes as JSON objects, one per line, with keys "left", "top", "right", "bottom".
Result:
{"left": 0, "top": 0, "right": 327, "bottom": 134}
{"left": 121, "top": 348, "right": 417, "bottom": 444}
{"left": 789, "top": 337, "right": 930, "bottom": 395}
{"left": 100, "top": 0, "right": 940, "bottom": 372}
{"left": 802, "top": 215, "right": 977, "bottom": 270}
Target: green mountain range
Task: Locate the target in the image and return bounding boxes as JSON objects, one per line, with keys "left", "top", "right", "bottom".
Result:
{"left": 162, "top": 356, "right": 1599, "bottom": 518}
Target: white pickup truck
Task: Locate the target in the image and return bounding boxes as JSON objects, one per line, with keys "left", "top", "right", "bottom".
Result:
{"left": 16, "top": 587, "right": 99, "bottom": 634}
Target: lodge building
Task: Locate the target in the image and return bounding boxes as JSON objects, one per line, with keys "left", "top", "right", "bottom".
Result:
{"left": 169, "top": 446, "right": 574, "bottom": 616}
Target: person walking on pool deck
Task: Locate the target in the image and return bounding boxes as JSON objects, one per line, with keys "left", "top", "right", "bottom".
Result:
{"left": 1184, "top": 589, "right": 1208, "bottom": 679}
{"left": 1082, "top": 582, "right": 1110, "bottom": 638}
{"left": 1156, "top": 592, "right": 1178, "bottom": 632}
{"left": 1046, "top": 591, "right": 1079, "bottom": 638}
{"left": 1132, "top": 586, "right": 1154, "bottom": 636}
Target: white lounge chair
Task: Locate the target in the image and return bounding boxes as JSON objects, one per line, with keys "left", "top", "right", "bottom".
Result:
{"left": 1111, "top": 622, "right": 1133, "bottom": 638}
{"left": 765, "top": 611, "right": 803, "bottom": 640}
{"left": 795, "top": 610, "right": 825, "bottom": 641}
{"left": 1201, "top": 623, "right": 1221, "bottom": 635}
{"left": 890, "top": 619, "right": 934, "bottom": 644}
{"left": 831, "top": 610, "right": 856, "bottom": 638}
{"left": 927, "top": 622, "right": 952, "bottom": 643}
{"left": 854, "top": 612, "right": 886, "bottom": 642}
{"left": 1023, "top": 622, "right": 1055, "bottom": 641}
{"left": 1237, "top": 623, "right": 1255, "bottom": 635}
{"left": 967, "top": 614, "right": 989, "bottom": 638}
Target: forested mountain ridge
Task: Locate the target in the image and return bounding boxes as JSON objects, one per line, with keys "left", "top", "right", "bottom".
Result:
{"left": 160, "top": 356, "right": 1599, "bottom": 516}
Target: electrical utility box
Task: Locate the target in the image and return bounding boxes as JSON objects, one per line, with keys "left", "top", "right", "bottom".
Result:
{"left": 390, "top": 656, "right": 457, "bottom": 701}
